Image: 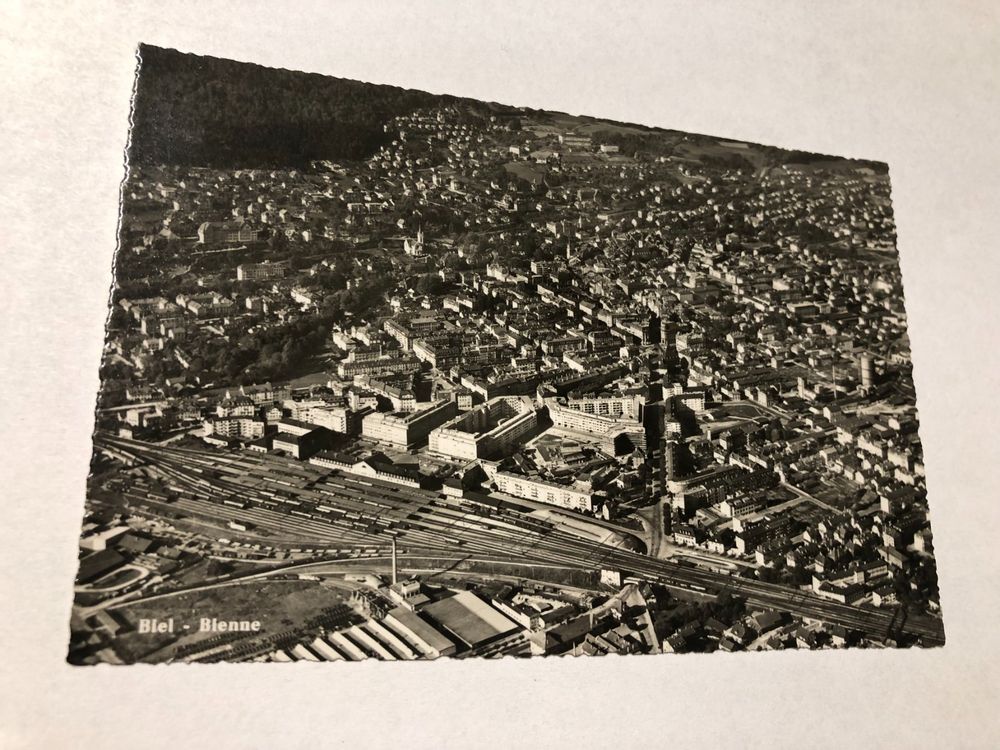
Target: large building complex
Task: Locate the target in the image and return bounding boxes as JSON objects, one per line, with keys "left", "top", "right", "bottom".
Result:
{"left": 561, "top": 390, "right": 645, "bottom": 421}
{"left": 236, "top": 261, "right": 288, "bottom": 282}
{"left": 420, "top": 590, "right": 520, "bottom": 650}
{"left": 197, "top": 221, "right": 262, "bottom": 245}
{"left": 206, "top": 416, "right": 266, "bottom": 441}
{"left": 361, "top": 400, "right": 458, "bottom": 449}
{"left": 336, "top": 351, "right": 422, "bottom": 379}
{"left": 546, "top": 393, "right": 644, "bottom": 435}
{"left": 295, "top": 403, "right": 367, "bottom": 436}
{"left": 429, "top": 396, "right": 537, "bottom": 461}
{"left": 545, "top": 394, "right": 648, "bottom": 453}
{"left": 493, "top": 470, "right": 595, "bottom": 513}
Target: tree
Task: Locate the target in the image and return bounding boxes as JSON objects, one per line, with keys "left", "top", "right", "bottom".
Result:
{"left": 415, "top": 274, "right": 446, "bottom": 296}
{"left": 442, "top": 252, "right": 469, "bottom": 271}
{"left": 206, "top": 559, "right": 234, "bottom": 577}
{"left": 107, "top": 306, "right": 132, "bottom": 331}
{"left": 268, "top": 230, "right": 290, "bottom": 254}
{"left": 130, "top": 45, "right": 515, "bottom": 169}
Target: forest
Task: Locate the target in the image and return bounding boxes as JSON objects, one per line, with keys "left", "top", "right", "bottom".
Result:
{"left": 130, "top": 46, "right": 887, "bottom": 174}
{"left": 130, "top": 45, "right": 511, "bottom": 168}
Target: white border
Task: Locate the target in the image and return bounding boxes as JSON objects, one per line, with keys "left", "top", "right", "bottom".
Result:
{"left": 2, "top": 1, "right": 999, "bottom": 747}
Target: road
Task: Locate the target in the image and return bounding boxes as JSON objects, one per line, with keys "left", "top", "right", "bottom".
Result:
{"left": 633, "top": 500, "right": 663, "bottom": 559}
{"left": 781, "top": 481, "right": 840, "bottom": 513}
{"left": 724, "top": 399, "right": 790, "bottom": 420}
{"left": 83, "top": 553, "right": 595, "bottom": 619}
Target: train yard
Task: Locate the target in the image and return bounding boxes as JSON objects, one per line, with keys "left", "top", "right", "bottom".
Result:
{"left": 91, "top": 433, "right": 945, "bottom": 646}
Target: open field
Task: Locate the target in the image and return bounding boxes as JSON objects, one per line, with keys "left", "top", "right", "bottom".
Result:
{"left": 101, "top": 579, "right": 350, "bottom": 663}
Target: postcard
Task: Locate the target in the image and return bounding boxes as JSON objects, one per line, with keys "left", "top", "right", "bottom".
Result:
{"left": 68, "top": 45, "right": 943, "bottom": 665}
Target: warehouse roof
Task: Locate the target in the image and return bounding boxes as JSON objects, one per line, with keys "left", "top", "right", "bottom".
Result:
{"left": 422, "top": 590, "right": 519, "bottom": 648}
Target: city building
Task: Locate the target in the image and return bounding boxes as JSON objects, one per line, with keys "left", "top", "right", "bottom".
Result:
{"left": 361, "top": 399, "right": 458, "bottom": 449}
{"left": 197, "top": 221, "right": 262, "bottom": 245}
{"left": 421, "top": 590, "right": 520, "bottom": 650}
{"left": 236, "top": 260, "right": 288, "bottom": 282}
{"left": 429, "top": 396, "right": 537, "bottom": 461}
{"left": 206, "top": 416, "right": 266, "bottom": 441}
{"left": 272, "top": 427, "right": 330, "bottom": 460}
{"left": 493, "top": 470, "right": 595, "bottom": 513}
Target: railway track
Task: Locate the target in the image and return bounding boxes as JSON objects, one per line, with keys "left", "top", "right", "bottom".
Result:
{"left": 92, "top": 434, "right": 945, "bottom": 646}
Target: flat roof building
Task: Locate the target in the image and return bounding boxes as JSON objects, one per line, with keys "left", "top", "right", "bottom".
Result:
{"left": 362, "top": 399, "right": 458, "bottom": 449}
{"left": 236, "top": 260, "right": 288, "bottom": 282}
{"left": 76, "top": 549, "right": 127, "bottom": 585}
{"left": 429, "top": 396, "right": 537, "bottom": 461}
{"left": 383, "top": 607, "right": 456, "bottom": 658}
{"left": 421, "top": 590, "right": 520, "bottom": 649}
{"left": 494, "top": 470, "right": 595, "bottom": 513}
{"left": 546, "top": 394, "right": 643, "bottom": 439}
{"left": 272, "top": 427, "right": 330, "bottom": 460}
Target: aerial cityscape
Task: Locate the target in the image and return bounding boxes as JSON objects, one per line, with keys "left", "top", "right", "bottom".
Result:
{"left": 69, "top": 46, "right": 943, "bottom": 665}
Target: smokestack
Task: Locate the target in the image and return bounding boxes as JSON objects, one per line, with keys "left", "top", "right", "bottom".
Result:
{"left": 391, "top": 537, "right": 398, "bottom": 585}
{"left": 859, "top": 353, "right": 875, "bottom": 390}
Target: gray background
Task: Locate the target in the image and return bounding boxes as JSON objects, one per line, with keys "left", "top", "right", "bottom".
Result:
{"left": 2, "top": 1, "right": 998, "bottom": 747}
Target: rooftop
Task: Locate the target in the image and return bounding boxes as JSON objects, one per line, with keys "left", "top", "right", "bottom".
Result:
{"left": 422, "top": 589, "right": 520, "bottom": 648}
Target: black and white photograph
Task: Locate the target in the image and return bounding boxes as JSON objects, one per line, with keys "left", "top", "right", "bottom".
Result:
{"left": 3, "top": 1, "right": 1000, "bottom": 747}
{"left": 70, "top": 44, "right": 944, "bottom": 664}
